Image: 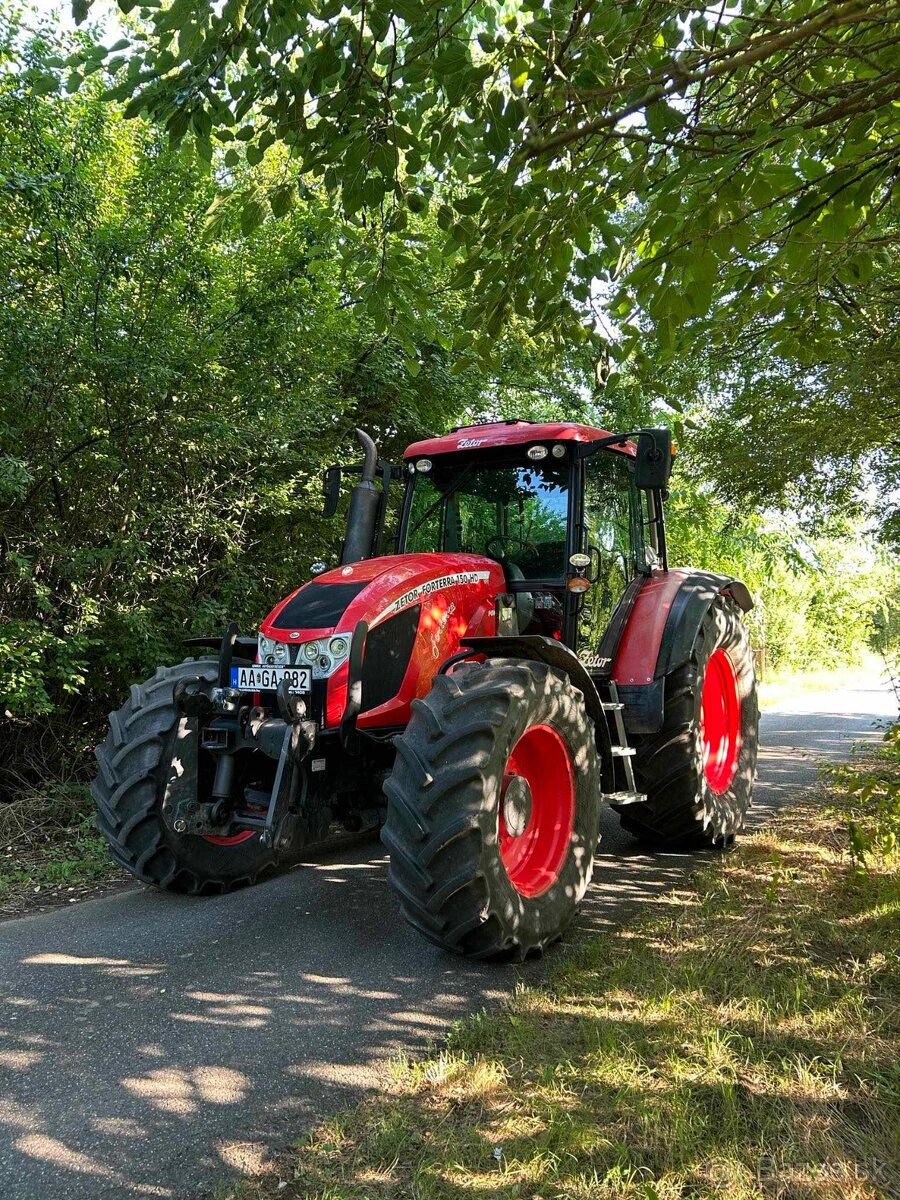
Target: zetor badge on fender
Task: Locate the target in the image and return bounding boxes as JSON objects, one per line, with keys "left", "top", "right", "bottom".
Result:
{"left": 92, "top": 422, "right": 759, "bottom": 960}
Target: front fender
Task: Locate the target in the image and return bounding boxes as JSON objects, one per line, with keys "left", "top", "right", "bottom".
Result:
{"left": 457, "top": 636, "right": 613, "bottom": 769}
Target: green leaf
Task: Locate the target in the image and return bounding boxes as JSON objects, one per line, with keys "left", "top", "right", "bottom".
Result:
{"left": 433, "top": 42, "right": 468, "bottom": 80}
{"left": 31, "top": 74, "right": 59, "bottom": 96}
{"left": 240, "top": 196, "right": 267, "bottom": 235}
{"left": 452, "top": 194, "right": 482, "bottom": 217}
{"left": 270, "top": 184, "right": 295, "bottom": 217}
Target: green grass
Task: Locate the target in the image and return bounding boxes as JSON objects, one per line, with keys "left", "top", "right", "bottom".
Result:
{"left": 227, "top": 736, "right": 900, "bottom": 1200}
{"left": 0, "top": 815, "right": 113, "bottom": 900}
{"left": 0, "top": 785, "right": 117, "bottom": 905}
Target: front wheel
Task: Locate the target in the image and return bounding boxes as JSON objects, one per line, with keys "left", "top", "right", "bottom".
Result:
{"left": 382, "top": 660, "right": 601, "bottom": 960}
{"left": 614, "top": 596, "right": 759, "bottom": 848}
{"left": 92, "top": 659, "right": 278, "bottom": 893}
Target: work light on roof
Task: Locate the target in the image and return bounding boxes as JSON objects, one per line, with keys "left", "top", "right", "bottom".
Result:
{"left": 527, "top": 445, "right": 548, "bottom": 460}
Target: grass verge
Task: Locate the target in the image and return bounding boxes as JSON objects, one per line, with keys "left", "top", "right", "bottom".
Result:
{"left": 229, "top": 734, "right": 900, "bottom": 1200}
{"left": 0, "top": 783, "right": 124, "bottom": 917}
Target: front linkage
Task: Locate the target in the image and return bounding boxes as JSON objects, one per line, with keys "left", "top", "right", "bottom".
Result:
{"left": 171, "top": 625, "right": 316, "bottom": 852}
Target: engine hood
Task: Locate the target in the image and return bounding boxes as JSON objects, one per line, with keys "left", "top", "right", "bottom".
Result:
{"left": 260, "top": 553, "right": 504, "bottom": 641}
{"left": 260, "top": 553, "right": 505, "bottom": 730}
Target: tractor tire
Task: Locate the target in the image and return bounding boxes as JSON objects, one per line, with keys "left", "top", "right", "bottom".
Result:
{"left": 382, "top": 659, "right": 601, "bottom": 960}
{"left": 92, "top": 658, "right": 278, "bottom": 894}
{"left": 614, "top": 595, "right": 758, "bottom": 848}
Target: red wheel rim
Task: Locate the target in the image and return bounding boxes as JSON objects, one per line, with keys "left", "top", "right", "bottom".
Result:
{"left": 498, "top": 723, "right": 575, "bottom": 898}
{"left": 203, "top": 830, "right": 256, "bottom": 846}
{"left": 700, "top": 649, "right": 742, "bottom": 794}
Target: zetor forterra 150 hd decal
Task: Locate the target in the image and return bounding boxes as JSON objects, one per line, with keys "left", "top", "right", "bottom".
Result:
{"left": 92, "top": 422, "right": 758, "bottom": 959}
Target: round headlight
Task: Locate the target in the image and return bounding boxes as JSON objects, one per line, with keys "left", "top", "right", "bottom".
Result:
{"left": 272, "top": 640, "right": 289, "bottom": 663}
{"left": 303, "top": 641, "right": 320, "bottom": 662}
{"left": 329, "top": 636, "right": 349, "bottom": 657}
{"left": 258, "top": 633, "right": 275, "bottom": 658}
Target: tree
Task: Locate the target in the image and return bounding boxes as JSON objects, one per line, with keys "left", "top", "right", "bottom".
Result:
{"left": 71, "top": 0, "right": 900, "bottom": 364}
{"left": 0, "top": 8, "right": 597, "bottom": 792}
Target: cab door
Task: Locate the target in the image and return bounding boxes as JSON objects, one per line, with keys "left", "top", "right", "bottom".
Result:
{"left": 575, "top": 450, "right": 647, "bottom": 667}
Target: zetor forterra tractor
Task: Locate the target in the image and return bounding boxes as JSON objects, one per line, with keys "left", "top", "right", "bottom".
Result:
{"left": 92, "top": 421, "right": 759, "bottom": 960}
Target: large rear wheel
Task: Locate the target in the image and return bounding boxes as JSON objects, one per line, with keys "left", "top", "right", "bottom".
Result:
{"left": 614, "top": 596, "right": 758, "bottom": 848}
{"left": 382, "top": 660, "right": 601, "bottom": 960}
{"left": 92, "top": 659, "right": 278, "bottom": 893}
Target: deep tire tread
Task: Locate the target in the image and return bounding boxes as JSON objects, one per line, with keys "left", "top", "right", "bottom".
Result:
{"left": 614, "top": 597, "right": 759, "bottom": 848}
{"left": 383, "top": 661, "right": 601, "bottom": 960}
{"left": 92, "top": 658, "right": 276, "bottom": 894}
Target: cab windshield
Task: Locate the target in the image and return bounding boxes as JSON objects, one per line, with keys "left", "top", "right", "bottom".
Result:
{"left": 402, "top": 457, "right": 569, "bottom": 580}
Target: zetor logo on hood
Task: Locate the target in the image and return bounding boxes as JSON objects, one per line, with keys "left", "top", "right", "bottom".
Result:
{"left": 458, "top": 436, "right": 486, "bottom": 448}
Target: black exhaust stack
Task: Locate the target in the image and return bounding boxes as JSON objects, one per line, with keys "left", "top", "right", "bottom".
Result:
{"left": 341, "top": 428, "right": 380, "bottom": 565}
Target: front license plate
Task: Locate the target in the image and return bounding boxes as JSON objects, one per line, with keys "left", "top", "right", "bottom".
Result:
{"left": 230, "top": 665, "right": 311, "bottom": 694}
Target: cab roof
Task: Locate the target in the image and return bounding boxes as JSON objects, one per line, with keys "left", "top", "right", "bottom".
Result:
{"left": 404, "top": 420, "right": 636, "bottom": 460}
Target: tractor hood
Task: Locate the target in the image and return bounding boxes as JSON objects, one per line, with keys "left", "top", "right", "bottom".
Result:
{"left": 261, "top": 553, "right": 503, "bottom": 641}
{"left": 259, "top": 554, "right": 505, "bottom": 728}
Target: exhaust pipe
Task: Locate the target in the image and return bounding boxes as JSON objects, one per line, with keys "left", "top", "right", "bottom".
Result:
{"left": 341, "top": 428, "right": 380, "bottom": 565}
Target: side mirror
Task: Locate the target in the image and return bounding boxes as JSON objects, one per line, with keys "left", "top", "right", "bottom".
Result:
{"left": 634, "top": 428, "right": 673, "bottom": 490}
{"left": 322, "top": 466, "right": 341, "bottom": 518}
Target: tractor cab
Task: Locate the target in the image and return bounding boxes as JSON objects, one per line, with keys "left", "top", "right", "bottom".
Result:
{"left": 397, "top": 420, "right": 672, "bottom": 669}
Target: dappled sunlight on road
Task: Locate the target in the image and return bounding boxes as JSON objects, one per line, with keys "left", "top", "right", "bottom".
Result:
{"left": 122, "top": 1066, "right": 249, "bottom": 1115}
{"left": 0, "top": 842, "right": 513, "bottom": 1199}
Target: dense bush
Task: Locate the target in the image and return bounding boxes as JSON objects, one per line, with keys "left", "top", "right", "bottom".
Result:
{"left": 666, "top": 491, "right": 899, "bottom": 675}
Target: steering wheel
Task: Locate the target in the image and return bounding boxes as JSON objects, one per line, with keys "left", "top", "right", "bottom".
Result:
{"left": 485, "top": 535, "right": 539, "bottom": 563}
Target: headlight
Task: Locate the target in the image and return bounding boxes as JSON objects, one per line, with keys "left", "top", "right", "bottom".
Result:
{"left": 329, "top": 636, "right": 349, "bottom": 658}
{"left": 258, "top": 633, "right": 288, "bottom": 664}
{"left": 303, "top": 640, "right": 320, "bottom": 662}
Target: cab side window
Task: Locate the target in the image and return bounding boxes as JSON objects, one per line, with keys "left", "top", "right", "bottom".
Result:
{"left": 578, "top": 452, "right": 645, "bottom": 651}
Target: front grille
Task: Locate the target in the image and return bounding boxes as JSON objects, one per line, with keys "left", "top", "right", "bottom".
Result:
{"left": 361, "top": 606, "right": 421, "bottom": 712}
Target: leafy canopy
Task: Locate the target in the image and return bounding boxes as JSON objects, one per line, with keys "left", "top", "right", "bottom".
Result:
{"left": 0, "top": 7, "right": 597, "bottom": 734}
{"left": 71, "top": 0, "right": 900, "bottom": 368}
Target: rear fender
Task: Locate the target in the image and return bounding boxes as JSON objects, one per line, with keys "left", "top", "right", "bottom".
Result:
{"left": 611, "top": 569, "right": 753, "bottom": 732}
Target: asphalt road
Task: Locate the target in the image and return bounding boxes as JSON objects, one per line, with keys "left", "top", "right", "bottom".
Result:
{"left": 0, "top": 677, "right": 894, "bottom": 1200}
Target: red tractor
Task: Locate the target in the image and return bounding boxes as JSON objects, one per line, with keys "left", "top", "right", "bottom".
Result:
{"left": 92, "top": 422, "right": 758, "bottom": 959}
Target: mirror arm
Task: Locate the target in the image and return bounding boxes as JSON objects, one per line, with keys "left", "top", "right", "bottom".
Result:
{"left": 575, "top": 430, "right": 646, "bottom": 459}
